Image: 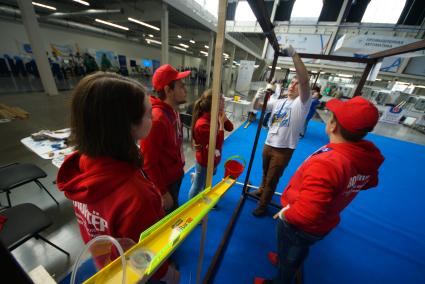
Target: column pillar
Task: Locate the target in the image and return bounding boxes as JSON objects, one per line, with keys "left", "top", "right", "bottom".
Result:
{"left": 226, "top": 45, "right": 236, "bottom": 94}
{"left": 206, "top": 32, "right": 215, "bottom": 87}
{"left": 161, "top": 3, "right": 169, "bottom": 64}
{"left": 17, "top": 0, "right": 58, "bottom": 95}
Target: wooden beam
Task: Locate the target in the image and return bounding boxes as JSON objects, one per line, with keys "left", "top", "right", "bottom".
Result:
{"left": 205, "top": 0, "right": 227, "bottom": 189}
{"left": 368, "top": 39, "right": 425, "bottom": 59}
{"left": 198, "top": 2, "right": 227, "bottom": 284}
{"left": 353, "top": 63, "right": 374, "bottom": 97}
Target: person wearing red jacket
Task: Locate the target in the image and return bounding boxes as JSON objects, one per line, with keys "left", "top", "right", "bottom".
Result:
{"left": 188, "top": 89, "right": 234, "bottom": 199}
{"left": 255, "top": 96, "right": 385, "bottom": 284}
{"left": 57, "top": 72, "right": 179, "bottom": 283}
{"left": 140, "top": 64, "right": 190, "bottom": 214}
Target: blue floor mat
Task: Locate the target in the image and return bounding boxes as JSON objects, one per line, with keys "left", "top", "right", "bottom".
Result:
{"left": 174, "top": 119, "right": 425, "bottom": 284}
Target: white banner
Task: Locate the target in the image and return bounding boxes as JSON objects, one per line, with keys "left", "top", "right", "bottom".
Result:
{"left": 334, "top": 34, "right": 421, "bottom": 56}
{"left": 379, "top": 106, "right": 405, "bottom": 124}
{"left": 235, "top": 60, "right": 255, "bottom": 96}
{"left": 266, "top": 34, "right": 330, "bottom": 63}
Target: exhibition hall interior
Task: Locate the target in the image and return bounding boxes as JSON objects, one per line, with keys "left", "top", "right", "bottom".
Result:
{"left": 0, "top": 0, "right": 424, "bottom": 283}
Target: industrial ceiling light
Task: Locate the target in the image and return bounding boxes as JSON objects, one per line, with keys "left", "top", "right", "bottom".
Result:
{"left": 128, "top": 17, "right": 160, "bottom": 31}
{"left": 200, "top": 51, "right": 208, "bottom": 56}
{"left": 337, "top": 73, "right": 353, "bottom": 78}
{"left": 146, "top": 39, "right": 162, "bottom": 45}
{"left": 95, "top": 19, "right": 129, "bottom": 31}
{"left": 73, "top": 0, "right": 90, "bottom": 6}
{"left": 32, "top": 2, "right": 57, "bottom": 10}
{"left": 173, "top": 46, "right": 187, "bottom": 52}
{"left": 223, "top": 53, "right": 229, "bottom": 57}
{"left": 204, "top": 45, "right": 209, "bottom": 49}
{"left": 148, "top": 34, "right": 154, "bottom": 38}
{"left": 177, "top": 35, "right": 182, "bottom": 39}
{"left": 189, "top": 39, "right": 195, "bottom": 44}
{"left": 179, "top": 43, "right": 189, "bottom": 48}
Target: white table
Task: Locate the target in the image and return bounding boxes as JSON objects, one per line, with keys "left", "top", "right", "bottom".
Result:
{"left": 21, "top": 128, "right": 74, "bottom": 168}
{"left": 224, "top": 97, "right": 252, "bottom": 121}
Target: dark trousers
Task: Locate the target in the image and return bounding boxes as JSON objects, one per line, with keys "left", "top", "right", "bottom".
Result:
{"left": 274, "top": 218, "right": 323, "bottom": 284}
{"left": 259, "top": 145, "right": 294, "bottom": 208}
{"left": 166, "top": 176, "right": 183, "bottom": 214}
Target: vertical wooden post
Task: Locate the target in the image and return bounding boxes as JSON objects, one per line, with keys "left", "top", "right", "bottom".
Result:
{"left": 196, "top": 1, "right": 228, "bottom": 284}
{"left": 206, "top": 0, "right": 227, "bottom": 189}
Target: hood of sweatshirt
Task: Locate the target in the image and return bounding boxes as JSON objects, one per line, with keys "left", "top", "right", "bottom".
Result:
{"left": 57, "top": 152, "right": 137, "bottom": 203}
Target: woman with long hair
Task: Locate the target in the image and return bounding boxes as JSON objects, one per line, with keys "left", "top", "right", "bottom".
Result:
{"left": 189, "top": 89, "right": 233, "bottom": 199}
{"left": 57, "top": 72, "right": 179, "bottom": 283}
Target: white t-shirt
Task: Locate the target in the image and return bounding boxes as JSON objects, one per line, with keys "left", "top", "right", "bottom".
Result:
{"left": 265, "top": 95, "right": 311, "bottom": 149}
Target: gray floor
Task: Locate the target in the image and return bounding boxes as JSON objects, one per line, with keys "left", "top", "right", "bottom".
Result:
{"left": 1, "top": 84, "right": 424, "bottom": 282}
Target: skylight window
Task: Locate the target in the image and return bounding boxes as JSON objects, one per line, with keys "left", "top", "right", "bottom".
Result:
{"left": 205, "top": 0, "right": 218, "bottom": 17}
{"left": 195, "top": 0, "right": 218, "bottom": 17}
{"left": 361, "top": 0, "right": 406, "bottom": 24}
{"left": 235, "top": 1, "right": 256, "bottom": 22}
{"left": 290, "top": 0, "right": 323, "bottom": 22}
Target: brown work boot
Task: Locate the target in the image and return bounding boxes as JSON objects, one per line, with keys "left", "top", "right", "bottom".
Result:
{"left": 252, "top": 206, "right": 267, "bottom": 217}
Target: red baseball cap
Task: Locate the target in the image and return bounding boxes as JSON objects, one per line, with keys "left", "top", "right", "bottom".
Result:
{"left": 152, "top": 64, "right": 191, "bottom": 91}
{"left": 326, "top": 96, "right": 379, "bottom": 134}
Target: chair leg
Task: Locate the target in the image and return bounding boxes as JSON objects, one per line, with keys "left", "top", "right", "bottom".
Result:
{"left": 34, "top": 180, "right": 59, "bottom": 205}
{"left": 6, "top": 191, "right": 11, "bottom": 207}
{"left": 36, "top": 234, "right": 70, "bottom": 256}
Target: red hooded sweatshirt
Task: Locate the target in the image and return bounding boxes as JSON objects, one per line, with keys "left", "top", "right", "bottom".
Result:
{"left": 281, "top": 140, "right": 384, "bottom": 236}
{"left": 57, "top": 152, "right": 167, "bottom": 278}
{"left": 140, "top": 96, "right": 184, "bottom": 195}
{"left": 193, "top": 112, "right": 234, "bottom": 167}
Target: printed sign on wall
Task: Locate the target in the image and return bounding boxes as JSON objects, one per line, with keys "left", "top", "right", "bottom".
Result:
{"left": 379, "top": 106, "right": 405, "bottom": 124}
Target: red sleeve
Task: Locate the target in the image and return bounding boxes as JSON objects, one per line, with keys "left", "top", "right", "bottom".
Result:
{"left": 224, "top": 119, "right": 234, "bottom": 132}
{"left": 284, "top": 161, "right": 339, "bottom": 228}
{"left": 140, "top": 120, "right": 167, "bottom": 194}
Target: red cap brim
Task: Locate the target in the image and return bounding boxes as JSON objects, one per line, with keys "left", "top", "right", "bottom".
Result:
{"left": 176, "top": 70, "right": 191, "bottom": 80}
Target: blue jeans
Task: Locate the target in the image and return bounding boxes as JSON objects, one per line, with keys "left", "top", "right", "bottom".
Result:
{"left": 274, "top": 218, "right": 323, "bottom": 284}
{"left": 188, "top": 163, "right": 216, "bottom": 199}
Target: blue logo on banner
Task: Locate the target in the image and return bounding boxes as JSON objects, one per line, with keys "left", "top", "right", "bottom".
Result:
{"left": 389, "top": 106, "right": 402, "bottom": 114}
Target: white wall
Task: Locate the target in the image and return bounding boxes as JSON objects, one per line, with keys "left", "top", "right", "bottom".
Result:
{"left": 0, "top": 19, "right": 203, "bottom": 71}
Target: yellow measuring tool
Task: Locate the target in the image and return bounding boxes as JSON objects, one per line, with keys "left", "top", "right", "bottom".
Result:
{"left": 83, "top": 176, "right": 236, "bottom": 284}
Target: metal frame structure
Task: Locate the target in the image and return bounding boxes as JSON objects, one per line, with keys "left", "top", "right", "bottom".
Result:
{"left": 202, "top": 1, "right": 425, "bottom": 283}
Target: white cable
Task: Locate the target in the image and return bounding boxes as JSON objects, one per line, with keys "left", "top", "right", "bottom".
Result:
{"left": 71, "top": 235, "right": 127, "bottom": 284}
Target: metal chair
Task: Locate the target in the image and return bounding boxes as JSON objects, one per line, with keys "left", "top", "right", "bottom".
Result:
{"left": 180, "top": 113, "right": 192, "bottom": 140}
{"left": 0, "top": 163, "right": 59, "bottom": 207}
{"left": 0, "top": 203, "right": 69, "bottom": 256}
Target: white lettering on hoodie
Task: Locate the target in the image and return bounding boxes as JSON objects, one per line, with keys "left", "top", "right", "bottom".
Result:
{"left": 73, "top": 201, "right": 109, "bottom": 234}
{"left": 345, "top": 174, "right": 371, "bottom": 195}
